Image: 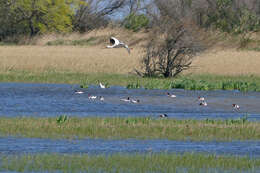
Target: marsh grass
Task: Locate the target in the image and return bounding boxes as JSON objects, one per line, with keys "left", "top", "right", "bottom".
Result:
{"left": 0, "top": 70, "right": 259, "bottom": 91}
{"left": 0, "top": 117, "right": 259, "bottom": 141}
{"left": 0, "top": 153, "right": 259, "bottom": 173}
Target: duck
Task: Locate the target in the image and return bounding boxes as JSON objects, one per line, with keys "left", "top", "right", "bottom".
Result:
{"left": 167, "top": 92, "right": 176, "bottom": 98}
{"left": 74, "top": 90, "right": 84, "bottom": 94}
{"left": 88, "top": 94, "right": 97, "bottom": 100}
{"left": 131, "top": 99, "right": 140, "bottom": 104}
{"left": 198, "top": 96, "right": 205, "bottom": 101}
{"left": 120, "top": 97, "right": 131, "bottom": 102}
{"left": 106, "top": 37, "right": 131, "bottom": 54}
{"left": 199, "top": 101, "right": 207, "bottom": 106}
{"left": 232, "top": 104, "right": 240, "bottom": 110}
{"left": 100, "top": 96, "right": 104, "bottom": 101}
{"left": 159, "top": 114, "right": 168, "bottom": 118}
{"left": 99, "top": 82, "right": 106, "bottom": 89}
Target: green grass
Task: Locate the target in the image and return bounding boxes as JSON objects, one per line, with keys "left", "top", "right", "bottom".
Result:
{"left": 46, "top": 37, "right": 98, "bottom": 46}
{"left": 0, "top": 117, "right": 259, "bottom": 141}
{"left": 0, "top": 153, "right": 259, "bottom": 173}
{"left": 246, "top": 47, "right": 260, "bottom": 52}
{"left": 0, "top": 70, "right": 260, "bottom": 91}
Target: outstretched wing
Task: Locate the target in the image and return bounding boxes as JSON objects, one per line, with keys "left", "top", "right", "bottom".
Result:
{"left": 107, "top": 37, "right": 120, "bottom": 47}
{"left": 107, "top": 37, "right": 131, "bottom": 54}
{"left": 123, "top": 43, "right": 131, "bottom": 54}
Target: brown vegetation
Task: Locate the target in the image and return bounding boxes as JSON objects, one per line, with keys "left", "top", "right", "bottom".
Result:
{"left": 0, "top": 27, "right": 260, "bottom": 76}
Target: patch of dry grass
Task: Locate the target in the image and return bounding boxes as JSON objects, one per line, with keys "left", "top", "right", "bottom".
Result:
{"left": 187, "top": 49, "right": 260, "bottom": 76}
{"left": 1, "top": 45, "right": 260, "bottom": 76}
{"left": 1, "top": 28, "right": 260, "bottom": 76}
{"left": 0, "top": 46, "right": 143, "bottom": 74}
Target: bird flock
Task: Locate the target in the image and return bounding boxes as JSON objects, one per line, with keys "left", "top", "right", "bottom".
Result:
{"left": 76, "top": 37, "right": 241, "bottom": 117}
{"left": 75, "top": 82, "right": 241, "bottom": 118}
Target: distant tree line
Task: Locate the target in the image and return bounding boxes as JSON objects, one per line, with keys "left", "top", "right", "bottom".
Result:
{"left": 0, "top": 0, "right": 260, "bottom": 41}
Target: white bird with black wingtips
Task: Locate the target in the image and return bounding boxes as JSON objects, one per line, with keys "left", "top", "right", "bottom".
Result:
{"left": 106, "top": 37, "right": 131, "bottom": 54}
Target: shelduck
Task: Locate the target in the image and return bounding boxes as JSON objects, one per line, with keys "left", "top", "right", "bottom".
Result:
{"left": 120, "top": 97, "right": 131, "bottom": 102}
{"left": 88, "top": 94, "right": 97, "bottom": 100}
{"left": 131, "top": 99, "right": 140, "bottom": 104}
{"left": 74, "top": 90, "right": 84, "bottom": 94}
{"left": 159, "top": 114, "right": 168, "bottom": 118}
{"left": 199, "top": 101, "right": 207, "bottom": 106}
{"left": 232, "top": 104, "right": 240, "bottom": 110}
{"left": 167, "top": 92, "right": 176, "bottom": 98}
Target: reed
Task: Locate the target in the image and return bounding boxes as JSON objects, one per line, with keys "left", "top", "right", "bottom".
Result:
{"left": 0, "top": 117, "right": 259, "bottom": 141}
{"left": 0, "top": 153, "right": 259, "bottom": 173}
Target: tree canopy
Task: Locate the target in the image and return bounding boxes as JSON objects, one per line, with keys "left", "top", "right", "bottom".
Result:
{"left": 0, "top": 0, "right": 73, "bottom": 39}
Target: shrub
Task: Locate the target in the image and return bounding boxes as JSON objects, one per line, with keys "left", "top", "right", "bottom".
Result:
{"left": 124, "top": 13, "right": 149, "bottom": 32}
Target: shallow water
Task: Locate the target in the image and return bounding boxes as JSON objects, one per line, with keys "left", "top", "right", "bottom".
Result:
{"left": 0, "top": 82, "right": 259, "bottom": 120}
{"left": 0, "top": 137, "right": 259, "bottom": 157}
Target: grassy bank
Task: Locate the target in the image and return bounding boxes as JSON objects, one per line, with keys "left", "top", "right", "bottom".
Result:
{"left": 0, "top": 117, "right": 259, "bottom": 141}
{"left": 1, "top": 153, "right": 259, "bottom": 173}
{"left": 0, "top": 71, "right": 260, "bottom": 91}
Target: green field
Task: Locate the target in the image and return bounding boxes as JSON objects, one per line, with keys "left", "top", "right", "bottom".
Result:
{"left": 1, "top": 153, "right": 259, "bottom": 173}
{"left": 1, "top": 71, "right": 260, "bottom": 91}
{"left": 0, "top": 116, "right": 259, "bottom": 141}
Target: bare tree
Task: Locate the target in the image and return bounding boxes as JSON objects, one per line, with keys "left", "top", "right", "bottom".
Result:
{"left": 73, "top": 0, "right": 126, "bottom": 32}
{"left": 138, "top": 20, "right": 201, "bottom": 78}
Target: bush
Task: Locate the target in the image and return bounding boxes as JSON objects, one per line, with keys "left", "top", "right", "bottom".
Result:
{"left": 124, "top": 13, "right": 149, "bottom": 32}
{"left": 137, "top": 19, "right": 201, "bottom": 78}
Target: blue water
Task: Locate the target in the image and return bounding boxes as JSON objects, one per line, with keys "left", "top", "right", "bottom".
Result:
{"left": 0, "top": 137, "right": 259, "bottom": 157}
{"left": 0, "top": 82, "right": 259, "bottom": 120}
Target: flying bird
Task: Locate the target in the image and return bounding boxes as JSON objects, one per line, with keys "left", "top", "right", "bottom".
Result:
{"left": 106, "top": 37, "right": 131, "bottom": 54}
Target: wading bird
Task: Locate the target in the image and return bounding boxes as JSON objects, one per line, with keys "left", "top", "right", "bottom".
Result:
{"left": 106, "top": 37, "right": 131, "bottom": 54}
{"left": 99, "top": 82, "right": 106, "bottom": 89}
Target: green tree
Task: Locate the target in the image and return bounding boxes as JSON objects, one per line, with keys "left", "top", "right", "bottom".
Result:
{"left": 0, "top": 0, "right": 73, "bottom": 39}
{"left": 124, "top": 13, "right": 149, "bottom": 32}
